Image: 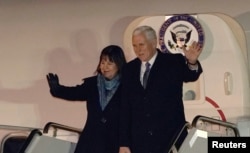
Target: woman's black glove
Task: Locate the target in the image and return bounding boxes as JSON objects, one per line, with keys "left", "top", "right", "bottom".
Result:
{"left": 46, "top": 73, "right": 60, "bottom": 91}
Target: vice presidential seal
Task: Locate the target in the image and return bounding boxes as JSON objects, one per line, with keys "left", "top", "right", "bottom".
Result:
{"left": 159, "top": 14, "right": 204, "bottom": 54}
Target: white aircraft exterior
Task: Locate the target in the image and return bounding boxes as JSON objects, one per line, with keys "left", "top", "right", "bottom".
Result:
{"left": 0, "top": 0, "right": 250, "bottom": 141}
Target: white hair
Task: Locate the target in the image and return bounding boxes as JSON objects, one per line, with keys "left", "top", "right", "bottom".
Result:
{"left": 132, "top": 25, "right": 157, "bottom": 42}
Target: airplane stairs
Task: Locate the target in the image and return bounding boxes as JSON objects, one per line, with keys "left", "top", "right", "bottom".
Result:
{"left": 0, "top": 122, "right": 81, "bottom": 153}
{"left": 168, "top": 115, "right": 241, "bottom": 153}
{"left": 0, "top": 115, "right": 245, "bottom": 153}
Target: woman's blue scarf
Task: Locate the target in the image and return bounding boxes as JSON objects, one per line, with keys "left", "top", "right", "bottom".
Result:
{"left": 97, "top": 73, "right": 120, "bottom": 110}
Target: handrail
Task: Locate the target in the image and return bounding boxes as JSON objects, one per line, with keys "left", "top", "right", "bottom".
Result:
{"left": 0, "top": 132, "right": 29, "bottom": 153}
{"left": 43, "top": 122, "right": 82, "bottom": 136}
{"left": 0, "top": 124, "right": 42, "bottom": 153}
{"left": 191, "top": 115, "right": 240, "bottom": 137}
{"left": 168, "top": 122, "right": 192, "bottom": 153}
{"left": 18, "top": 129, "right": 42, "bottom": 153}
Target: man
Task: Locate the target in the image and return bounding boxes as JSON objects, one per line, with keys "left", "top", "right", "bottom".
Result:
{"left": 119, "top": 25, "right": 203, "bottom": 153}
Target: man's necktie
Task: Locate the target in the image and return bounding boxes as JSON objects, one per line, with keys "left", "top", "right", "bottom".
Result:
{"left": 143, "top": 62, "right": 151, "bottom": 88}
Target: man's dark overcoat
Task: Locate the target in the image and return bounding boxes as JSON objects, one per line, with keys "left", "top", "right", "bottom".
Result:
{"left": 119, "top": 50, "right": 203, "bottom": 153}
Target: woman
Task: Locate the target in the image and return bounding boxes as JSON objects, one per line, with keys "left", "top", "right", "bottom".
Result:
{"left": 46, "top": 45, "right": 126, "bottom": 153}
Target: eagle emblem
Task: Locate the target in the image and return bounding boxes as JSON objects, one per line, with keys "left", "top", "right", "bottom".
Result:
{"left": 168, "top": 24, "right": 192, "bottom": 50}
{"left": 159, "top": 14, "right": 204, "bottom": 54}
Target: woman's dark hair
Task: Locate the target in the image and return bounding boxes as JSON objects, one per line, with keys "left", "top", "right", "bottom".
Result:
{"left": 95, "top": 45, "right": 126, "bottom": 74}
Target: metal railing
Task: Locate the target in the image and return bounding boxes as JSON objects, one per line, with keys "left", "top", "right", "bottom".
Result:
{"left": 43, "top": 122, "right": 82, "bottom": 137}
{"left": 191, "top": 115, "right": 240, "bottom": 137}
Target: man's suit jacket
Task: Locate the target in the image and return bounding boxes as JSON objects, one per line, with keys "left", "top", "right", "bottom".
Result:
{"left": 119, "top": 50, "right": 203, "bottom": 153}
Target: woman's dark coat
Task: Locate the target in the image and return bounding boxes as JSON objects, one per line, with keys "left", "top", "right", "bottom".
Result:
{"left": 50, "top": 76, "right": 121, "bottom": 153}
